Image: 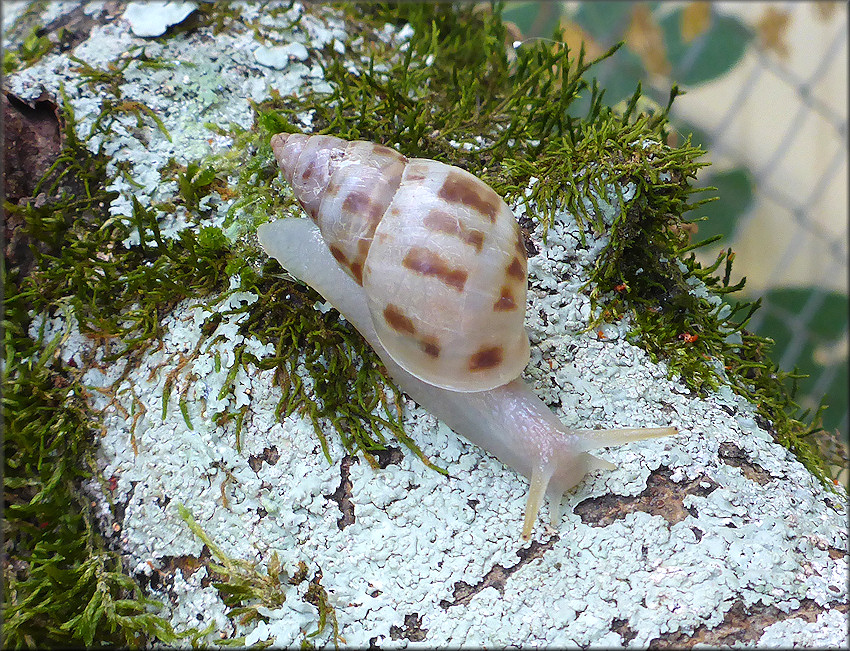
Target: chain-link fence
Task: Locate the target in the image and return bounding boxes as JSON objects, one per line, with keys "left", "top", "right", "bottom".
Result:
{"left": 503, "top": 1, "right": 848, "bottom": 460}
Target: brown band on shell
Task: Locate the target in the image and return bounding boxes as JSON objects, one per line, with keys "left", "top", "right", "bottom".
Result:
{"left": 342, "top": 191, "right": 385, "bottom": 223}
{"left": 329, "top": 244, "right": 364, "bottom": 285}
{"left": 402, "top": 246, "right": 468, "bottom": 291}
{"left": 506, "top": 256, "right": 525, "bottom": 280}
{"left": 419, "top": 337, "right": 441, "bottom": 358}
{"left": 423, "top": 209, "right": 485, "bottom": 253}
{"left": 383, "top": 304, "right": 417, "bottom": 335}
{"left": 437, "top": 171, "right": 501, "bottom": 223}
{"left": 469, "top": 346, "right": 503, "bottom": 371}
{"left": 493, "top": 286, "right": 517, "bottom": 311}
{"left": 515, "top": 227, "right": 528, "bottom": 259}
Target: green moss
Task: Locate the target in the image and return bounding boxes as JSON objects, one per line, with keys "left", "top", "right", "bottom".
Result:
{"left": 2, "top": 2, "right": 59, "bottom": 75}
{"left": 3, "top": 26, "right": 52, "bottom": 73}
{"left": 1, "top": 305, "right": 174, "bottom": 647}
{"left": 3, "top": 80, "right": 231, "bottom": 649}
{"left": 177, "top": 504, "right": 341, "bottom": 648}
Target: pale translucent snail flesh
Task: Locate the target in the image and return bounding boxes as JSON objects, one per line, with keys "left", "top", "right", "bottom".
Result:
{"left": 257, "top": 133, "right": 677, "bottom": 539}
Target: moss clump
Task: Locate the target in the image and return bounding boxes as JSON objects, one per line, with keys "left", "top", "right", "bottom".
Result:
{"left": 1, "top": 311, "right": 179, "bottom": 647}
{"left": 178, "top": 504, "right": 342, "bottom": 648}
{"left": 2, "top": 106, "right": 192, "bottom": 648}
{"left": 3, "top": 85, "right": 231, "bottom": 650}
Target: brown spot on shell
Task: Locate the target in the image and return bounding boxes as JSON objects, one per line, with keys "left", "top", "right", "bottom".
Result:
{"left": 419, "top": 337, "right": 441, "bottom": 358}
{"left": 515, "top": 227, "right": 528, "bottom": 259}
{"left": 423, "top": 209, "right": 485, "bottom": 253}
{"left": 342, "top": 190, "right": 385, "bottom": 223}
{"left": 469, "top": 346, "right": 503, "bottom": 371}
{"left": 466, "top": 230, "right": 485, "bottom": 252}
{"left": 373, "top": 144, "right": 401, "bottom": 158}
{"left": 329, "top": 245, "right": 347, "bottom": 265}
{"left": 422, "top": 209, "right": 455, "bottom": 232}
{"left": 506, "top": 256, "right": 525, "bottom": 280}
{"left": 383, "top": 304, "right": 416, "bottom": 335}
{"left": 493, "top": 286, "right": 517, "bottom": 311}
{"left": 438, "top": 171, "right": 501, "bottom": 222}
{"left": 357, "top": 237, "right": 371, "bottom": 257}
{"left": 406, "top": 170, "right": 427, "bottom": 182}
{"left": 402, "top": 246, "right": 468, "bottom": 291}
{"left": 301, "top": 161, "right": 315, "bottom": 181}
{"left": 342, "top": 191, "right": 371, "bottom": 214}
{"left": 329, "top": 244, "right": 364, "bottom": 285}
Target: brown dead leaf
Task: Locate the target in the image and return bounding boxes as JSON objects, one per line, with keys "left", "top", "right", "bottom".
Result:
{"left": 813, "top": 2, "right": 839, "bottom": 22}
{"left": 757, "top": 6, "right": 792, "bottom": 59}
{"left": 681, "top": 2, "right": 712, "bottom": 43}
{"left": 559, "top": 18, "right": 606, "bottom": 61}
{"left": 625, "top": 3, "right": 671, "bottom": 77}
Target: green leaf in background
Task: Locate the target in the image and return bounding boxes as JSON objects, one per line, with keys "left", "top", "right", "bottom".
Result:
{"left": 502, "top": 1, "right": 538, "bottom": 36}
{"left": 502, "top": 1, "right": 564, "bottom": 40}
{"left": 572, "top": 1, "right": 636, "bottom": 42}
{"left": 694, "top": 168, "right": 755, "bottom": 242}
{"left": 594, "top": 48, "right": 650, "bottom": 106}
{"left": 764, "top": 289, "right": 849, "bottom": 343}
{"left": 569, "top": 2, "right": 655, "bottom": 105}
{"left": 672, "top": 118, "right": 713, "bottom": 150}
{"left": 660, "top": 9, "right": 752, "bottom": 86}
{"left": 752, "top": 288, "right": 848, "bottom": 434}
{"left": 823, "top": 368, "right": 848, "bottom": 435}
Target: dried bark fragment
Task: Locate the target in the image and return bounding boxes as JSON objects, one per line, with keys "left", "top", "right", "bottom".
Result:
{"left": 389, "top": 613, "right": 428, "bottom": 641}
{"left": 325, "top": 454, "right": 358, "bottom": 529}
{"left": 574, "top": 466, "right": 720, "bottom": 526}
{"left": 649, "top": 598, "right": 848, "bottom": 648}
{"left": 440, "top": 536, "right": 559, "bottom": 608}
{"left": 718, "top": 441, "right": 772, "bottom": 485}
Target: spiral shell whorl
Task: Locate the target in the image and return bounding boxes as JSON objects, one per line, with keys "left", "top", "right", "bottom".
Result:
{"left": 364, "top": 159, "right": 530, "bottom": 391}
{"left": 271, "top": 133, "right": 407, "bottom": 285}
{"left": 271, "top": 133, "right": 530, "bottom": 392}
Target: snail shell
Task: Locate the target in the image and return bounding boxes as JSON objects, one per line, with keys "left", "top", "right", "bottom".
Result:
{"left": 270, "top": 132, "right": 529, "bottom": 392}
{"left": 258, "top": 134, "right": 677, "bottom": 540}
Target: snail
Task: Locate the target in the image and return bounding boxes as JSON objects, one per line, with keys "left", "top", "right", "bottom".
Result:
{"left": 257, "top": 133, "right": 677, "bottom": 539}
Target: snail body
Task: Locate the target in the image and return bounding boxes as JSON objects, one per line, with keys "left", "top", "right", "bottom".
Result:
{"left": 258, "top": 133, "right": 676, "bottom": 539}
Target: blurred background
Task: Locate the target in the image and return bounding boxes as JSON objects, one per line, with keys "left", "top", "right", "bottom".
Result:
{"left": 500, "top": 1, "right": 848, "bottom": 455}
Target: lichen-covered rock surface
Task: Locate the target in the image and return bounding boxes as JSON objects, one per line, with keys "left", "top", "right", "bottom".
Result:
{"left": 5, "top": 2, "right": 847, "bottom": 648}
